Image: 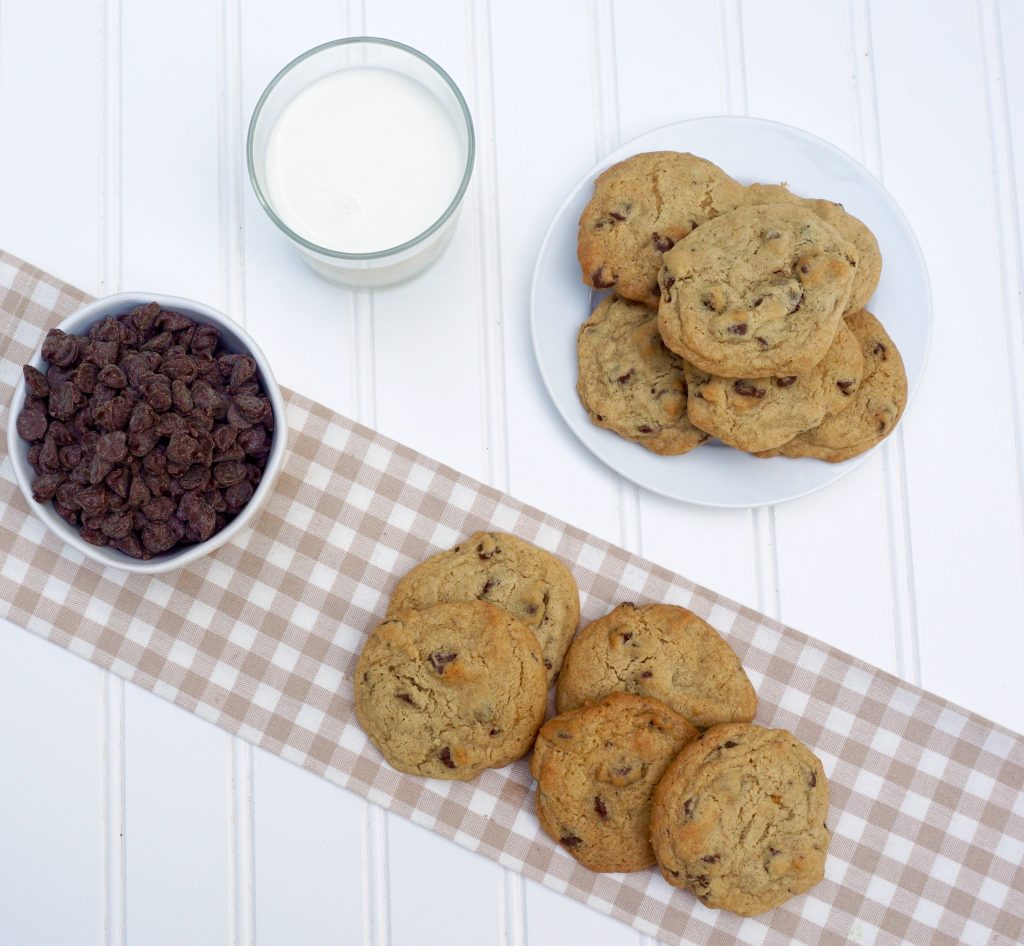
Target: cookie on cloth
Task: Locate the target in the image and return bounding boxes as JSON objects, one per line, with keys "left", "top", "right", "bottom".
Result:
{"left": 555, "top": 602, "right": 756, "bottom": 729}
{"left": 531, "top": 692, "right": 698, "bottom": 872}
{"left": 387, "top": 531, "right": 580, "bottom": 686}
{"left": 650, "top": 723, "right": 830, "bottom": 916}
{"left": 355, "top": 600, "right": 547, "bottom": 780}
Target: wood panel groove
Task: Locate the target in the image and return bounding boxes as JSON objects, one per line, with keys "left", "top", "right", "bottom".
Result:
{"left": 851, "top": 0, "right": 922, "bottom": 685}
{"left": 979, "top": 0, "right": 1024, "bottom": 588}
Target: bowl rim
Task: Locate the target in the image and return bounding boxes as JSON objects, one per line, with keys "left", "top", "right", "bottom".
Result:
{"left": 246, "top": 36, "right": 476, "bottom": 261}
{"left": 7, "top": 291, "right": 289, "bottom": 575}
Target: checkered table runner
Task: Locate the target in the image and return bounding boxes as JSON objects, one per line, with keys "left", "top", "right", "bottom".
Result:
{"left": 0, "top": 251, "right": 1021, "bottom": 946}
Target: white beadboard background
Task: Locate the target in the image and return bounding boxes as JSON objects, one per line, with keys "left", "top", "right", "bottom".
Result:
{"left": 1, "top": 2, "right": 1023, "bottom": 945}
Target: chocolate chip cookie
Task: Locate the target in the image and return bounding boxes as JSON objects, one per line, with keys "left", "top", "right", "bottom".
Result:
{"left": 650, "top": 723, "right": 830, "bottom": 916}
{"left": 757, "top": 309, "right": 907, "bottom": 462}
{"left": 555, "top": 603, "right": 757, "bottom": 729}
{"left": 657, "top": 203, "right": 859, "bottom": 378}
{"left": 743, "top": 183, "right": 882, "bottom": 315}
{"left": 386, "top": 532, "right": 580, "bottom": 686}
{"left": 576, "top": 294, "right": 709, "bottom": 456}
{"left": 684, "top": 320, "right": 864, "bottom": 453}
{"left": 531, "top": 693, "right": 698, "bottom": 872}
{"left": 354, "top": 601, "right": 547, "bottom": 780}
{"left": 578, "top": 152, "right": 745, "bottom": 307}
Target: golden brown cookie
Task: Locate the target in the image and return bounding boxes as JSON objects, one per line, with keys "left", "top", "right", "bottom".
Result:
{"left": 576, "top": 294, "right": 709, "bottom": 455}
{"left": 743, "top": 183, "right": 882, "bottom": 314}
{"left": 650, "top": 723, "right": 830, "bottom": 916}
{"left": 684, "top": 320, "right": 864, "bottom": 453}
{"left": 577, "top": 152, "right": 745, "bottom": 307}
{"left": 387, "top": 532, "right": 580, "bottom": 686}
{"left": 757, "top": 309, "right": 907, "bottom": 462}
{"left": 531, "top": 693, "right": 698, "bottom": 872}
{"left": 555, "top": 602, "right": 757, "bottom": 729}
{"left": 657, "top": 203, "right": 858, "bottom": 378}
{"left": 354, "top": 601, "right": 547, "bottom": 780}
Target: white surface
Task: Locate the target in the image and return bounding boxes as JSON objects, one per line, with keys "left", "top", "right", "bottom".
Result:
{"left": 1, "top": 2, "right": 1023, "bottom": 945}
{"left": 531, "top": 115, "right": 932, "bottom": 507}
{"left": 7, "top": 291, "right": 289, "bottom": 574}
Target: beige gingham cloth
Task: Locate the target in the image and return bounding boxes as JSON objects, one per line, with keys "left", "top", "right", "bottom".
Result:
{"left": 0, "top": 251, "right": 1021, "bottom": 946}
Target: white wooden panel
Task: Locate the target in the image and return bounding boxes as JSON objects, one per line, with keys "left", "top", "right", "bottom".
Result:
{"left": 740, "top": 0, "right": 899, "bottom": 670}
{"left": 118, "top": 2, "right": 235, "bottom": 942}
{"left": 869, "top": 0, "right": 1024, "bottom": 727}
{"left": 613, "top": 0, "right": 761, "bottom": 610}
{"left": 240, "top": 0, "right": 360, "bottom": 417}
{"left": 0, "top": 626, "right": 104, "bottom": 943}
{"left": 491, "top": 2, "right": 640, "bottom": 944}
{"left": 238, "top": 4, "right": 372, "bottom": 943}
{"left": 356, "top": 3, "right": 505, "bottom": 942}
{"left": 123, "top": 691, "right": 230, "bottom": 946}
{"left": 251, "top": 749, "right": 369, "bottom": 946}
{"left": 0, "top": 0, "right": 99, "bottom": 289}
{"left": 489, "top": 0, "right": 622, "bottom": 539}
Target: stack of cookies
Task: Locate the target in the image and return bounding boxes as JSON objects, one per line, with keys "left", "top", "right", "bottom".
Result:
{"left": 355, "top": 532, "right": 831, "bottom": 917}
{"left": 575, "top": 152, "right": 908, "bottom": 460}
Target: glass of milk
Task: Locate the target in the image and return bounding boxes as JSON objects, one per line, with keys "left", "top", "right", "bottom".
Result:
{"left": 247, "top": 38, "right": 475, "bottom": 288}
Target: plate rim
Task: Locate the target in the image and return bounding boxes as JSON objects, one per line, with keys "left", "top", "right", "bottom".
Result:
{"left": 529, "top": 114, "right": 933, "bottom": 509}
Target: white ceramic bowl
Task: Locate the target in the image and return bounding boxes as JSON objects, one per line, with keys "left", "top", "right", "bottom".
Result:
{"left": 7, "top": 291, "right": 289, "bottom": 574}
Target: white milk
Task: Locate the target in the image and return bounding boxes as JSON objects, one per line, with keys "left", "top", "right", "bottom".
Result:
{"left": 265, "top": 68, "right": 464, "bottom": 254}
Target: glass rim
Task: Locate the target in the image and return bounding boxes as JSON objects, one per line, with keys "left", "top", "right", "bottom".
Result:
{"left": 246, "top": 36, "right": 476, "bottom": 261}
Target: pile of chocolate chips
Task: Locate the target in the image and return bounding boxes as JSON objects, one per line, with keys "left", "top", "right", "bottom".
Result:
{"left": 16, "top": 302, "right": 274, "bottom": 559}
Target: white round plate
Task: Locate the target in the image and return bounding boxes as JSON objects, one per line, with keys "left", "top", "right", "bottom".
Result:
{"left": 530, "top": 116, "right": 931, "bottom": 508}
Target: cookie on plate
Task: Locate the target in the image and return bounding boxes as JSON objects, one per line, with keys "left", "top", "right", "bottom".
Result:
{"left": 578, "top": 152, "right": 745, "bottom": 307}
{"left": 354, "top": 601, "right": 547, "bottom": 780}
{"left": 684, "top": 320, "right": 864, "bottom": 454}
{"left": 576, "top": 294, "right": 710, "bottom": 456}
{"left": 757, "top": 309, "right": 907, "bottom": 462}
{"left": 531, "top": 692, "right": 698, "bottom": 872}
{"left": 743, "top": 183, "right": 882, "bottom": 315}
{"left": 387, "top": 532, "right": 580, "bottom": 686}
{"left": 555, "top": 602, "right": 757, "bottom": 729}
{"left": 657, "top": 203, "right": 859, "bottom": 378}
{"left": 650, "top": 723, "right": 830, "bottom": 916}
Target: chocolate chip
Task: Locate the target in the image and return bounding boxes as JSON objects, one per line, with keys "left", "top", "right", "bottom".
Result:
{"left": 733, "top": 381, "right": 766, "bottom": 399}
{"left": 809, "top": 771, "right": 817, "bottom": 787}
{"left": 609, "top": 211, "right": 626, "bottom": 221}
{"left": 23, "top": 365, "right": 49, "bottom": 397}
{"left": 702, "top": 854, "right": 719, "bottom": 864}
{"left": 727, "top": 323, "right": 748, "bottom": 335}
{"left": 543, "top": 658, "right": 552, "bottom": 669}
{"left": 637, "top": 425, "right": 653, "bottom": 433}
{"left": 616, "top": 369, "right": 634, "bottom": 384}
{"left": 722, "top": 740, "right": 738, "bottom": 748}
{"left": 439, "top": 747, "right": 455, "bottom": 769}
{"left": 559, "top": 833, "right": 582, "bottom": 848}
{"left": 591, "top": 268, "right": 615, "bottom": 289}
{"left": 652, "top": 232, "right": 675, "bottom": 253}
{"left": 755, "top": 336, "right": 769, "bottom": 349}
{"left": 873, "top": 342, "right": 887, "bottom": 359}
{"left": 621, "top": 632, "right": 633, "bottom": 643}
{"left": 768, "top": 847, "right": 781, "bottom": 857}
{"left": 640, "top": 670, "right": 653, "bottom": 678}
{"left": 690, "top": 874, "right": 710, "bottom": 889}
{"left": 775, "top": 376, "right": 797, "bottom": 388}
{"left": 428, "top": 651, "right": 458, "bottom": 674}
{"left": 31, "top": 473, "right": 64, "bottom": 503}
{"left": 837, "top": 380, "right": 855, "bottom": 395}
{"left": 16, "top": 408, "right": 48, "bottom": 442}
{"left": 594, "top": 797, "right": 607, "bottom": 819}
{"left": 481, "top": 578, "right": 497, "bottom": 596}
